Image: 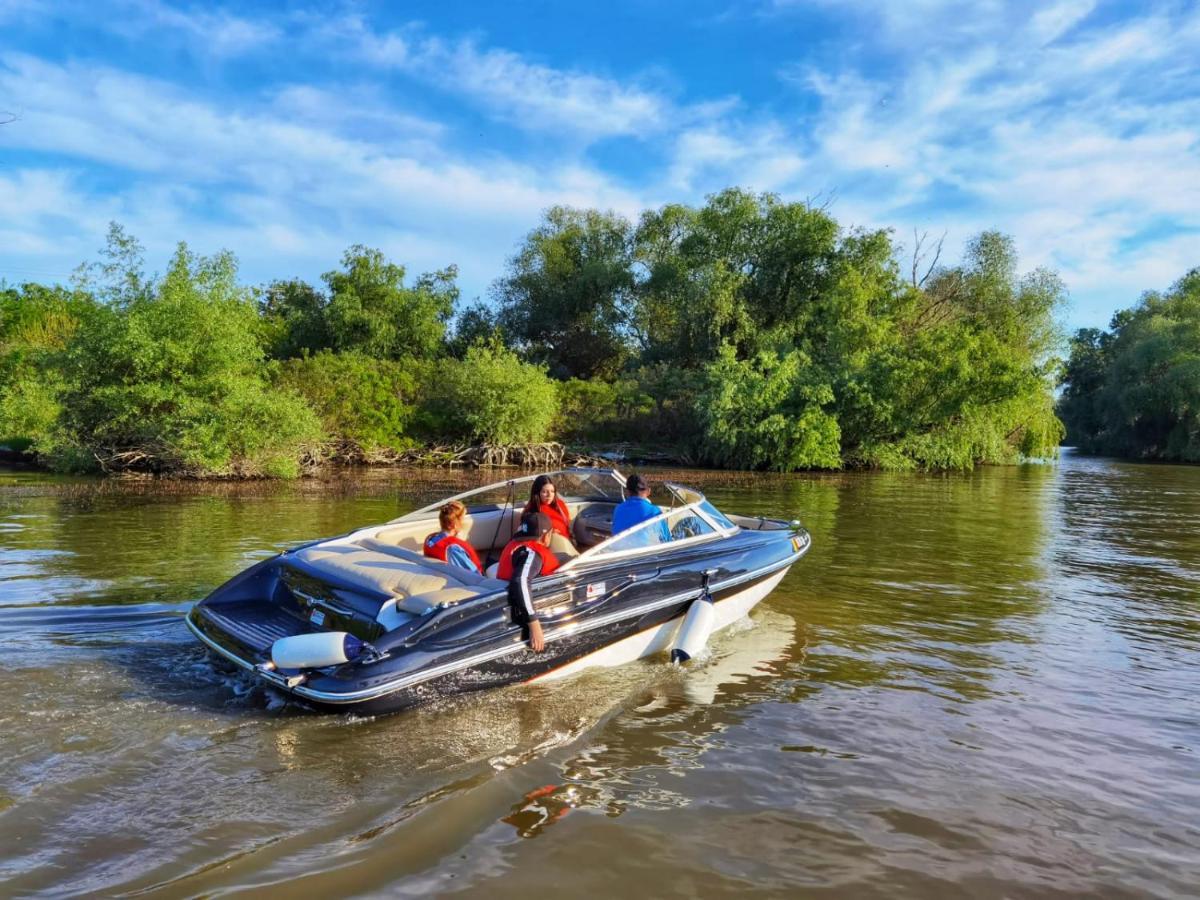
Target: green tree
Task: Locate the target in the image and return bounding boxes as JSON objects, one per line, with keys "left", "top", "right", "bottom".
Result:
{"left": 71, "top": 221, "right": 151, "bottom": 307}
{"left": 1063, "top": 270, "right": 1200, "bottom": 461}
{"left": 1057, "top": 327, "right": 1111, "bottom": 451}
{"left": 496, "top": 207, "right": 635, "bottom": 379}
{"left": 323, "top": 246, "right": 456, "bottom": 360}
{"left": 58, "top": 240, "right": 322, "bottom": 477}
{"left": 634, "top": 189, "right": 856, "bottom": 367}
{"left": 277, "top": 351, "right": 418, "bottom": 454}
{"left": 437, "top": 341, "right": 559, "bottom": 444}
{"left": 0, "top": 282, "right": 91, "bottom": 455}
{"left": 694, "top": 346, "right": 842, "bottom": 471}
{"left": 839, "top": 231, "right": 1066, "bottom": 469}
{"left": 259, "top": 278, "right": 331, "bottom": 359}
{"left": 446, "top": 301, "right": 503, "bottom": 358}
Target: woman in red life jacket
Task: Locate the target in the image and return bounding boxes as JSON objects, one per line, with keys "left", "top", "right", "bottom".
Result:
{"left": 423, "top": 500, "right": 483, "bottom": 574}
{"left": 522, "top": 474, "right": 577, "bottom": 559}
{"left": 497, "top": 511, "right": 560, "bottom": 652}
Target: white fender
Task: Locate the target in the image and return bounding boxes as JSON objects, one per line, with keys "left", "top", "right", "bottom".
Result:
{"left": 271, "top": 631, "right": 363, "bottom": 669}
{"left": 671, "top": 596, "right": 715, "bottom": 664}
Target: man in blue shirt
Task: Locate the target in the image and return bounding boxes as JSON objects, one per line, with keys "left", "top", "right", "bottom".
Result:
{"left": 612, "top": 474, "right": 669, "bottom": 542}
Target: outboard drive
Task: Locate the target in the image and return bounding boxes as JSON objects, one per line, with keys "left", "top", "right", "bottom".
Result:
{"left": 271, "top": 632, "right": 367, "bottom": 669}
{"left": 671, "top": 570, "right": 717, "bottom": 664}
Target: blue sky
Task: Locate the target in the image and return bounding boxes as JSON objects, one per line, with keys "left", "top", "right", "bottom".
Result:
{"left": 1, "top": 0, "right": 1198, "bottom": 329}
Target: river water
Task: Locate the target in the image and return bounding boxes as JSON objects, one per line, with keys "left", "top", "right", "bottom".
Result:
{"left": 0, "top": 452, "right": 1197, "bottom": 898}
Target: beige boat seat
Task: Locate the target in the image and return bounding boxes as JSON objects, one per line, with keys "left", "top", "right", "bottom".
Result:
{"left": 355, "top": 539, "right": 504, "bottom": 588}
{"left": 291, "top": 543, "right": 498, "bottom": 616}
{"left": 375, "top": 506, "right": 525, "bottom": 555}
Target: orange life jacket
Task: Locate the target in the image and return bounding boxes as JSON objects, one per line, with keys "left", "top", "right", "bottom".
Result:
{"left": 496, "top": 538, "right": 560, "bottom": 580}
{"left": 523, "top": 497, "right": 571, "bottom": 539}
{"left": 423, "top": 532, "right": 483, "bottom": 573}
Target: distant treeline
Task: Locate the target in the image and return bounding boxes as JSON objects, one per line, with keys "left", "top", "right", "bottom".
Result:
{"left": 1, "top": 188, "right": 1071, "bottom": 478}
{"left": 1058, "top": 269, "right": 1200, "bottom": 462}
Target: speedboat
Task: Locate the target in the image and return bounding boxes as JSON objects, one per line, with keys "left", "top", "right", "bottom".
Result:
{"left": 186, "top": 468, "right": 811, "bottom": 715}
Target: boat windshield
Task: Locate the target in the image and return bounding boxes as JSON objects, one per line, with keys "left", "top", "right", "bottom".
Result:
{"left": 664, "top": 482, "right": 705, "bottom": 507}
{"left": 563, "top": 497, "right": 736, "bottom": 568}
{"left": 392, "top": 468, "right": 627, "bottom": 522}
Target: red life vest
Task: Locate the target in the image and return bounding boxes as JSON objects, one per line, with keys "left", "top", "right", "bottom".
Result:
{"left": 423, "top": 532, "right": 483, "bottom": 573}
{"left": 496, "top": 538, "right": 561, "bottom": 580}
{"left": 523, "top": 497, "right": 571, "bottom": 538}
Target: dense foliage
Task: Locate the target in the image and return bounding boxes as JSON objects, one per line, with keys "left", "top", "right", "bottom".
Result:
{"left": 496, "top": 190, "right": 1065, "bottom": 470}
{"left": 0, "top": 188, "right": 1086, "bottom": 478}
{"left": 276, "top": 351, "right": 418, "bottom": 456}
{"left": 1059, "top": 270, "right": 1200, "bottom": 461}
{"left": 495, "top": 207, "right": 635, "bottom": 380}
{"left": 58, "top": 236, "right": 323, "bottom": 477}
{"left": 435, "top": 341, "right": 559, "bottom": 445}
{"left": 261, "top": 246, "right": 457, "bottom": 361}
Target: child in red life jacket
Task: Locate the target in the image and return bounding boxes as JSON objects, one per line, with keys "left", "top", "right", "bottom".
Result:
{"left": 497, "top": 511, "right": 560, "bottom": 652}
{"left": 423, "top": 500, "right": 483, "bottom": 574}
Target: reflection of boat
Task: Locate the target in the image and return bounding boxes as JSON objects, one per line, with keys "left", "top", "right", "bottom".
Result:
{"left": 678, "top": 609, "right": 796, "bottom": 706}
{"left": 497, "top": 610, "right": 799, "bottom": 835}
{"left": 186, "top": 468, "right": 810, "bottom": 715}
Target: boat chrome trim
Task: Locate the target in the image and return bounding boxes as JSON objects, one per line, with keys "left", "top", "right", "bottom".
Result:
{"left": 191, "top": 535, "right": 809, "bottom": 706}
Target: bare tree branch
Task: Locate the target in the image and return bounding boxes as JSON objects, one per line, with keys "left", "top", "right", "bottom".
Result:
{"left": 910, "top": 228, "right": 946, "bottom": 288}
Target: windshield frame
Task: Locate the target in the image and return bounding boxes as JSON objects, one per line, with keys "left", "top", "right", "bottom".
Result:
{"left": 390, "top": 467, "right": 628, "bottom": 523}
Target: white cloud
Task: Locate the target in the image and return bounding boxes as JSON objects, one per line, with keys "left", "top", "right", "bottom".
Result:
{"left": 409, "top": 38, "right": 669, "bottom": 139}
{"left": 2, "top": 2, "right": 1198, "bottom": 330}
{"left": 667, "top": 121, "right": 807, "bottom": 194}
{"left": 0, "top": 51, "right": 652, "bottom": 299}
{"left": 757, "top": 4, "right": 1200, "bottom": 326}
{"left": 1029, "top": 0, "right": 1097, "bottom": 46}
{"left": 104, "top": 0, "right": 281, "bottom": 56}
{"left": 320, "top": 17, "right": 694, "bottom": 141}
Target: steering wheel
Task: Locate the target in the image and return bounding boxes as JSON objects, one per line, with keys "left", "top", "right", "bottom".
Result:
{"left": 670, "top": 516, "right": 702, "bottom": 540}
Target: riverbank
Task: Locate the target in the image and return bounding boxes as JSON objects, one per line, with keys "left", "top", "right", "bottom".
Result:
{"left": 0, "top": 439, "right": 701, "bottom": 481}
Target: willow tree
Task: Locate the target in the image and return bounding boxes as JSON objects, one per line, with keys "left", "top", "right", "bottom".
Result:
{"left": 323, "top": 246, "right": 458, "bottom": 361}
{"left": 57, "top": 237, "right": 322, "bottom": 476}
{"left": 495, "top": 206, "right": 636, "bottom": 380}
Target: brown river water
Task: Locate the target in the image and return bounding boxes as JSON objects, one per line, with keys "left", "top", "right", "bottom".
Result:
{"left": 0, "top": 452, "right": 1197, "bottom": 898}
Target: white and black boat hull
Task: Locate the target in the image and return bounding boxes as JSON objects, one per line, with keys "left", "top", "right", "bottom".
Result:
{"left": 187, "top": 516, "right": 810, "bottom": 716}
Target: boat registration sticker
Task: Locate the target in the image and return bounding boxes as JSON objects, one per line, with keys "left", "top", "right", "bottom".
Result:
{"left": 310, "top": 609, "right": 326, "bottom": 626}
{"left": 586, "top": 582, "right": 606, "bottom": 599}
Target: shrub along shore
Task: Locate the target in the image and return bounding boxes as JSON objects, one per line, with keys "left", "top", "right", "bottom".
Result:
{"left": 0, "top": 188, "right": 1103, "bottom": 479}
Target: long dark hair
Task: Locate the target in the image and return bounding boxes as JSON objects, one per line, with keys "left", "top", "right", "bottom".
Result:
{"left": 527, "top": 474, "right": 557, "bottom": 510}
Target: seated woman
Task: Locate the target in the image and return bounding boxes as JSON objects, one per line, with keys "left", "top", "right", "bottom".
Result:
{"left": 522, "top": 474, "right": 578, "bottom": 559}
{"left": 423, "top": 500, "right": 483, "bottom": 574}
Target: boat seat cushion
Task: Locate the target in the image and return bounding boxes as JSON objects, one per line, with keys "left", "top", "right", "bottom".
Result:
{"left": 355, "top": 538, "right": 504, "bottom": 589}
{"left": 291, "top": 544, "right": 468, "bottom": 612}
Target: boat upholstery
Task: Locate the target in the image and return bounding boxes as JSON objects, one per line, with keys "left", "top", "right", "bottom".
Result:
{"left": 290, "top": 543, "right": 499, "bottom": 615}
{"left": 294, "top": 500, "right": 616, "bottom": 615}
{"left": 355, "top": 539, "right": 503, "bottom": 588}
{"left": 373, "top": 505, "right": 526, "bottom": 554}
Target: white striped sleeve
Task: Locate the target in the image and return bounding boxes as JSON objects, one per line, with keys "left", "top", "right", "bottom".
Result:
{"left": 516, "top": 548, "right": 539, "bottom": 619}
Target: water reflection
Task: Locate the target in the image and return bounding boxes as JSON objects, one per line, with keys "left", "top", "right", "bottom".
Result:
{"left": 699, "top": 465, "right": 1058, "bottom": 704}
